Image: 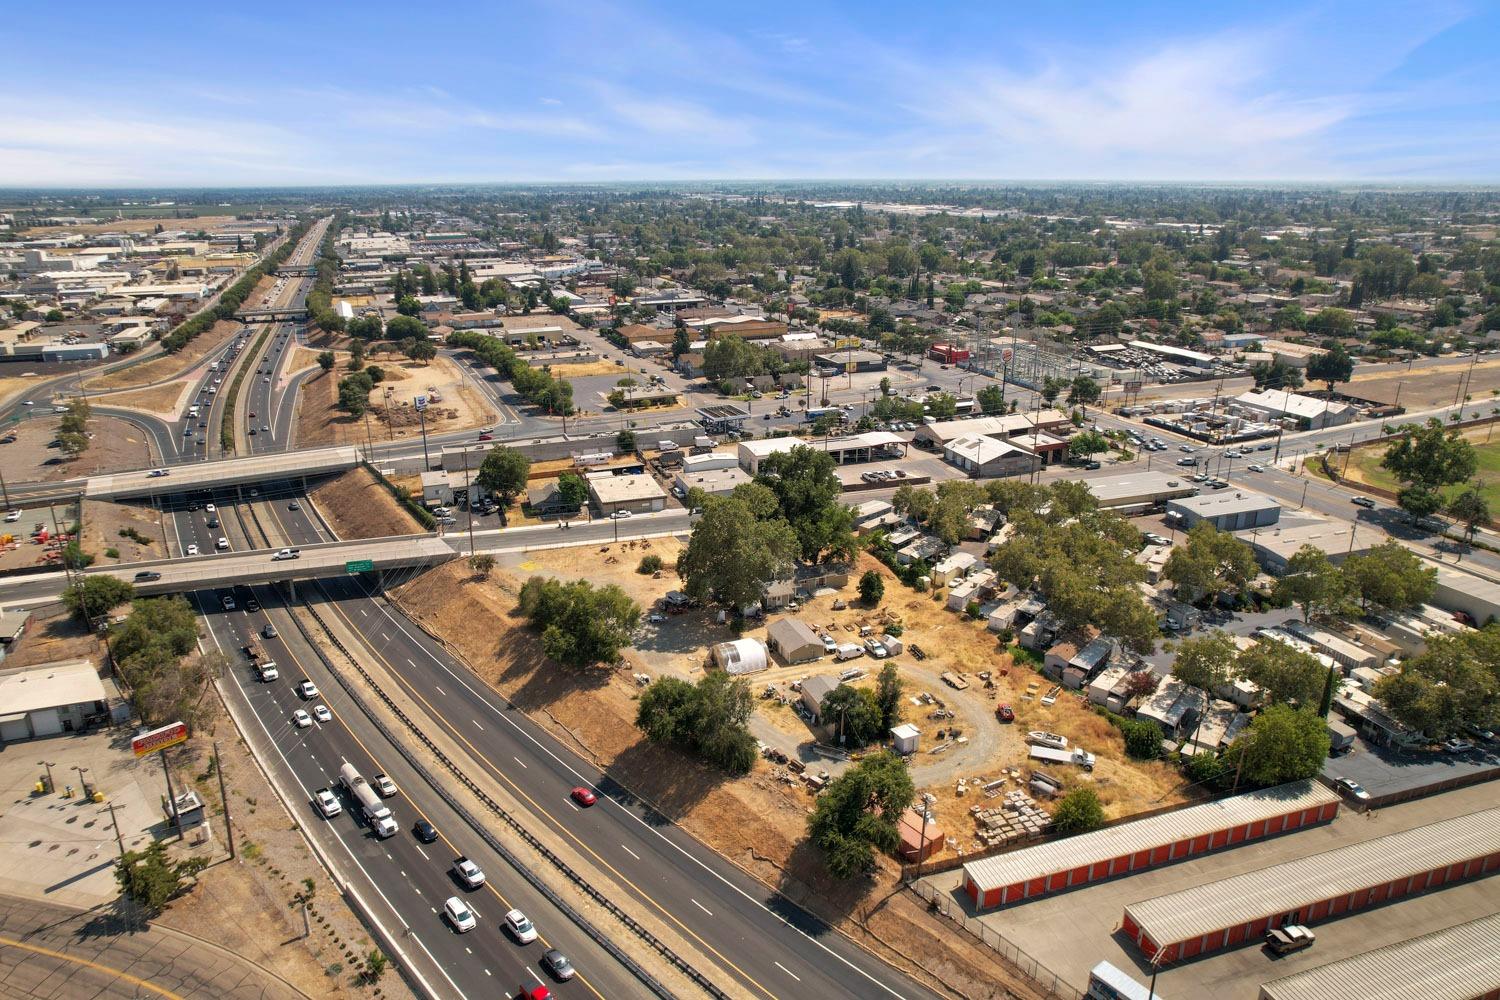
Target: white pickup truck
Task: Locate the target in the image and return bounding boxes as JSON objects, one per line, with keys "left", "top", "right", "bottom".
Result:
{"left": 1028, "top": 745, "right": 1096, "bottom": 771}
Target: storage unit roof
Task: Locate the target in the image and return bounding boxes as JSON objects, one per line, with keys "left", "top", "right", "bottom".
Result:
{"left": 1125, "top": 806, "right": 1500, "bottom": 946}
{"left": 965, "top": 781, "right": 1337, "bottom": 893}
{"left": 1257, "top": 911, "right": 1500, "bottom": 1000}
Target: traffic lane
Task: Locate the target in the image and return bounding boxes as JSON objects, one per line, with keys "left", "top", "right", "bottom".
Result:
{"left": 317, "top": 574, "right": 933, "bottom": 1000}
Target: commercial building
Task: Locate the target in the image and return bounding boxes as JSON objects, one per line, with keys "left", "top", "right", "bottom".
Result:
{"left": 963, "top": 781, "right": 1338, "bottom": 910}
{"left": 587, "top": 472, "right": 667, "bottom": 516}
{"left": 1165, "top": 491, "right": 1281, "bottom": 531}
{"left": 1257, "top": 911, "right": 1500, "bottom": 1000}
{"left": 736, "top": 431, "right": 906, "bottom": 475}
{"left": 1128, "top": 340, "right": 1216, "bottom": 369}
{"left": 767, "top": 618, "right": 824, "bottom": 664}
{"left": 813, "top": 349, "right": 886, "bottom": 372}
{"left": 929, "top": 343, "right": 970, "bottom": 364}
{"left": 1232, "top": 389, "right": 1354, "bottom": 429}
{"left": 672, "top": 467, "right": 750, "bottom": 497}
{"left": 912, "top": 410, "right": 1073, "bottom": 450}
{"left": 696, "top": 404, "right": 750, "bottom": 434}
{"left": 942, "top": 435, "right": 1041, "bottom": 478}
{"left": 0, "top": 660, "right": 110, "bottom": 743}
{"left": 1241, "top": 520, "right": 1376, "bottom": 574}
{"left": 1431, "top": 563, "right": 1500, "bottom": 626}
{"left": 1121, "top": 807, "right": 1500, "bottom": 963}
{"left": 1084, "top": 471, "right": 1198, "bottom": 513}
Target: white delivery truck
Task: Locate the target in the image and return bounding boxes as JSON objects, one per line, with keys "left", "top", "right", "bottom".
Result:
{"left": 338, "top": 762, "right": 397, "bottom": 837}
{"left": 1028, "top": 745, "right": 1096, "bottom": 771}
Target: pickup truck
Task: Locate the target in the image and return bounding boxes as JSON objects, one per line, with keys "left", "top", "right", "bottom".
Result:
{"left": 1029, "top": 745, "right": 1095, "bottom": 771}
{"left": 272, "top": 548, "right": 301, "bottom": 561}
{"left": 452, "top": 856, "right": 486, "bottom": 890}
{"left": 1265, "top": 925, "right": 1315, "bottom": 955}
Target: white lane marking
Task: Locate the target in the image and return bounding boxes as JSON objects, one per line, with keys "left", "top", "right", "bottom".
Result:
{"left": 414, "top": 844, "right": 429, "bottom": 861}
{"left": 360, "top": 608, "right": 367, "bottom": 617}
{"left": 513, "top": 756, "right": 527, "bottom": 768}
{"left": 621, "top": 845, "right": 641, "bottom": 861}
{"left": 407, "top": 658, "right": 417, "bottom": 668}
{"left": 434, "top": 686, "right": 446, "bottom": 696}
{"left": 775, "top": 961, "right": 802, "bottom": 982}
{"left": 472, "top": 720, "right": 484, "bottom": 731}
{"left": 692, "top": 898, "right": 713, "bottom": 917}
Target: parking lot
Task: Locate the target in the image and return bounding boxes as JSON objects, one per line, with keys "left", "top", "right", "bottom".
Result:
{"left": 922, "top": 780, "right": 1500, "bottom": 1000}
{"left": 1321, "top": 733, "right": 1500, "bottom": 805}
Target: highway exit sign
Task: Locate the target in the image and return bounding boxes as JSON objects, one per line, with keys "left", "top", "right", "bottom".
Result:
{"left": 345, "top": 559, "right": 375, "bottom": 573}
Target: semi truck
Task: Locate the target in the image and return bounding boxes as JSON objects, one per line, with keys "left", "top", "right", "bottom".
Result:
{"left": 1028, "top": 745, "right": 1096, "bottom": 771}
{"left": 338, "top": 762, "right": 397, "bottom": 837}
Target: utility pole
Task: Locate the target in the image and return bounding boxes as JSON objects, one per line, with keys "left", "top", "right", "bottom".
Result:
{"left": 361, "top": 407, "right": 375, "bottom": 463}
{"left": 416, "top": 398, "right": 431, "bottom": 470}
{"left": 0, "top": 465, "right": 9, "bottom": 508}
{"left": 107, "top": 801, "right": 126, "bottom": 859}
{"left": 214, "top": 742, "right": 235, "bottom": 860}
{"left": 161, "top": 748, "right": 182, "bottom": 840}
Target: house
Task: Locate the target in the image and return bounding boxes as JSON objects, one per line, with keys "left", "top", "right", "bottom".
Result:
{"left": 1136, "top": 676, "right": 1207, "bottom": 739}
{"left": 896, "top": 536, "right": 946, "bottom": 566}
{"left": 1018, "top": 612, "right": 1059, "bottom": 652}
{"left": 767, "top": 618, "right": 824, "bottom": 664}
{"left": 800, "top": 675, "right": 840, "bottom": 721}
{"left": 711, "top": 638, "right": 768, "bottom": 675}
{"left": 1087, "top": 665, "right": 1133, "bottom": 712}
{"left": 0, "top": 660, "right": 110, "bottom": 743}
{"left": 526, "top": 481, "right": 582, "bottom": 519}
{"left": 1062, "top": 637, "right": 1115, "bottom": 690}
{"left": 931, "top": 551, "right": 979, "bottom": 587}
{"left": 1043, "top": 640, "right": 1080, "bottom": 681}
{"left": 587, "top": 473, "right": 667, "bottom": 516}
{"left": 675, "top": 353, "right": 704, "bottom": 378}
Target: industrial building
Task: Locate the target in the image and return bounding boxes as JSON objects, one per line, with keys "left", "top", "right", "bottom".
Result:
{"left": 1257, "top": 911, "right": 1500, "bottom": 1000}
{"left": 1121, "top": 807, "right": 1500, "bottom": 963}
{"left": 912, "top": 410, "right": 1072, "bottom": 450}
{"left": 672, "top": 467, "right": 750, "bottom": 498}
{"left": 1166, "top": 491, "right": 1281, "bottom": 531}
{"left": 941, "top": 435, "right": 1041, "bottom": 478}
{"left": 587, "top": 472, "right": 667, "bottom": 516}
{"left": 963, "top": 781, "right": 1338, "bottom": 910}
{"left": 1128, "top": 340, "right": 1216, "bottom": 370}
{"left": 710, "top": 638, "right": 767, "bottom": 675}
{"left": 736, "top": 432, "right": 906, "bottom": 475}
{"left": 1232, "top": 389, "right": 1354, "bottom": 429}
{"left": 1084, "top": 471, "right": 1198, "bottom": 513}
{"left": 0, "top": 660, "right": 110, "bottom": 743}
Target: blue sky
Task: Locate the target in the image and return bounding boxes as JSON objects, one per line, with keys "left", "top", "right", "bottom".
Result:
{"left": 4, "top": 1, "right": 1499, "bottom": 185}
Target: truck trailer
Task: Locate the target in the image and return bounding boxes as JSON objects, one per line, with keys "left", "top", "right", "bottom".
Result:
{"left": 1028, "top": 745, "right": 1096, "bottom": 771}
{"left": 338, "top": 762, "right": 397, "bottom": 837}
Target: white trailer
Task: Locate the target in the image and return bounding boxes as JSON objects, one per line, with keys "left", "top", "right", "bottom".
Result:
{"left": 1028, "top": 746, "right": 1096, "bottom": 771}
{"left": 338, "top": 762, "right": 397, "bottom": 837}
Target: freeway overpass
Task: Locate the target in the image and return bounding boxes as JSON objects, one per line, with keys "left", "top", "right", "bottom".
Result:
{"left": 0, "top": 534, "right": 456, "bottom": 607}
{"left": 85, "top": 446, "right": 361, "bottom": 500}
{"left": 234, "top": 306, "right": 310, "bottom": 322}
{"left": 274, "top": 264, "right": 318, "bottom": 277}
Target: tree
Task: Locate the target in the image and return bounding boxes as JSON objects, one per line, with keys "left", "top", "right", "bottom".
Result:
{"left": 1382, "top": 418, "right": 1478, "bottom": 522}
{"left": 1272, "top": 545, "right": 1352, "bottom": 622}
{"left": 1250, "top": 360, "right": 1303, "bottom": 391}
{"left": 976, "top": 385, "right": 1005, "bottom": 414}
{"left": 362, "top": 949, "right": 388, "bottom": 986}
{"left": 476, "top": 446, "right": 530, "bottom": 507}
{"left": 1039, "top": 378, "right": 1064, "bottom": 406}
{"left": 874, "top": 663, "right": 903, "bottom": 731}
{"left": 891, "top": 484, "right": 935, "bottom": 522}
{"left": 1162, "top": 522, "right": 1257, "bottom": 604}
{"left": 858, "top": 570, "right": 884, "bottom": 606}
{"left": 616, "top": 428, "right": 636, "bottom": 453}
{"left": 807, "top": 751, "right": 914, "bottom": 879}
{"left": 556, "top": 472, "right": 589, "bottom": 507}
{"left": 1116, "top": 719, "right": 1162, "bottom": 760}
{"left": 1306, "top": 347, "right": 1354, "bottom": 394}
{"left": 62, "top": 576, "right": 134, "bottom": 622}
{"left": 385, "top": 314, "right": 428, "bottom": 341}
{"left": 636, "top": 672, "right": 758, "bottom": 774}
{"left": 468, "top": 553, "right": 495, "bottom": 578}
{"left": 337, "top": 372, "right": 372, "bottom": 415}
{"left": 1051, "top": 787, "right": 1106, "bottom": 835}
{"left": 1173, "top": 631, "right": 1239, "bottom": 695}
{"left": 1233, "top": 705, "right": 1329, "bottom": 788}
{"left": 1236, "top": 641, "right": 1326, "bottom": 708}
{"left": 405, "top": 338, "right": 437, "bottom": 363}
{"left": 1342, "top": 541, "right": 1436, "bottom": 613}
{"left": 1066, "top": 376, "right": 1101, "bottom": 415}
{"left": 516, "top": 576, "right": 640, "bottom": 668}
{"left": 1068, "top": 430, "right": 1110, "bottom": 460}
{"left": 1446, "top": 485, "right": 1491, "bottom": 553}
{"left": 821, "top": 683, "right": 884, "bottom": 747}
{"left": 316, "top": 350, "right": 336, "bottom": 372}
{"left": 753, "top": 445, "right": 847, "bottom": 560}
{"left": 676, "top": 491, "right": 799, "bottom": 609}
{"left": 638, "top": 553, "right": 664, "bottom": 574}
{"left": 115, "top": 840, "right": 210, "bottom": 917}
{"left": 59, "top": 397, "right": 90, "bottom": 436}
{"left": 56, "top": 431, "right": 89, "bottom": 458}
{"left": 1374, "top": 625, "right": 1499, "bottom": 739}
{"left": 44, "top": 308, "right": 65, "bottom": 323}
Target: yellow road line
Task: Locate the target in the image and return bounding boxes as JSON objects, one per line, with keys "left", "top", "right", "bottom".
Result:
{"left": 0, "top": 933, "right": 188, "bottom": 1000}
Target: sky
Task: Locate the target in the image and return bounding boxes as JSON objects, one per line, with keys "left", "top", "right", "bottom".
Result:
{"left": 3, "top": 0, "right": 1499, "bottom": 186}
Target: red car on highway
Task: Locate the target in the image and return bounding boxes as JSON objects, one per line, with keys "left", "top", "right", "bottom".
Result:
{"left": 570, "top": 787, "right": 597, "bottom": 807}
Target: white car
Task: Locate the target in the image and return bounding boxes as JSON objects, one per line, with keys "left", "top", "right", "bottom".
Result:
{"left": 372, "top": 773, "right": 397, "bottom": 797}
{"left": 205, "top": 503, "right": 216, "bottom": 514}
{"left": 452, "top": 856, "right": 486, "bottom": 889}
{"left": 3, "top": 511, "right": 20, "bottom": 523}
{"left": 272, "top": 548, "right": 300, "bottom": 561}
{"left": 262, "top": 376, "right": 270, "bottom": 383}
{"left": 504, "top": 908, "right": 538, "bottom": 944}
{"left": 292, "top": 709, "right": 312, "bottom": 729}
{"left": 444, "top": 897, "right": 477, "bottom": 933}
{"left": 186, "top": 543, "right": 200, "bottom": 556}
{"left": 1246, "top": 463, "right": 1265, "bottom": 473}
{"left": 297, "top": 680, "right": 318, "bottom": 700}
{"left": 312, "top": 704, "right": 331, "bottom": 723}
{"left": 216, "top": 537, "right": 230, "bottom": 551}
{"left": 314, "top": 788, "right": 341, "bottom": 817}
{"left": 148, "top": 468, "right": 169, "bottom": 478}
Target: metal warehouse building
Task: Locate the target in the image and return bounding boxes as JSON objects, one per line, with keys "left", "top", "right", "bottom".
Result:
{"left": 1257, "top": 911, "right": 1500, "bottom": 1000}
{"left": 962, "top": 780, "right": 1338, "bottom": 910}
{"left": 1122, "top": 807, "right": 1500, "bottom": 963}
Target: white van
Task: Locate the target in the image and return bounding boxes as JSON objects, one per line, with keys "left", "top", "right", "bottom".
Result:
{"left": 835, "top": 643, "right": 864, "bottom": 661}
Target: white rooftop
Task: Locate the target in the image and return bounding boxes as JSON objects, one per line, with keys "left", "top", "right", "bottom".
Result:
{"left": 0, "top": 660, "right": 107, "bottom": 715}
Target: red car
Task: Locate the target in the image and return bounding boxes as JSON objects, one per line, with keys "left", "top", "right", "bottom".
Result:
{"left": 477, "top": 433, "right": 493, "bottom": 441}
{"left": 570, "top": 787, "right": 597, "bottom": 807}
{"left": 517, "top": 986, "right": 550, "bottom": 1000}
{"left": 995, "top": 703, "right": 1015, "bottom": 723}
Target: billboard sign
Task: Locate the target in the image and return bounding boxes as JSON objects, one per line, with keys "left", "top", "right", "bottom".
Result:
{"left": 132, "top": 721, "right": 188, "bottom": 758}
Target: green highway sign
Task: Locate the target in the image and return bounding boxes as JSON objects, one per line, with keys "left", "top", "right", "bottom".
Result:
{"left": 344, "top": 559, "right": 375, "bottom": 573}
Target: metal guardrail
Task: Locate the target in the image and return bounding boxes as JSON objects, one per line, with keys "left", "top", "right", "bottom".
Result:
{"left": 295, "top": 597, "right": 728, "bottom": 1000}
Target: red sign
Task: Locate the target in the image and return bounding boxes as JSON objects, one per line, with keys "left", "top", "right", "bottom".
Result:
{"left": 132, "top": 722, "right": 188, "bottom": 758}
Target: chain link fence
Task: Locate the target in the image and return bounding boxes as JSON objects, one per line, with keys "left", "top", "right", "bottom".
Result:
{"left": 908, "top": 880, "right": 1083, "bottom": 1000}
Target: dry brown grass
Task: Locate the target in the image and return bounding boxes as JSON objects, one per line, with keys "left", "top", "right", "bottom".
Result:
{"left": 84, "top": 319, "right": 244, "bottom": 391}
{"left": 94, "top": 380, "right": 189, "bottom": 415}
{"left": 308, "top": 467, "right": 421, "bottom": 540}
{"left": 81, "top": 499, "right": 163, "bottom": 565}
{"left": 1343, "top": 358, "right": 1500, "bottom": 408}
{"left": 547, "top": 360, "right": 628, "bottom": 377}
{"left": 22, "top": 215, "right": 238, "bottom": 237}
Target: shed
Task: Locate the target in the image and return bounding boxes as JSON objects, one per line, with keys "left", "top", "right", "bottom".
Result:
{"left": 767, "top": 618, "right": 824, "bottom": 664}
{"left": 890, "top": 724, "right": 920, "bottom": 755}
{"left": 711, "top": 638, "right": 768, "bottom": 676}
{"left": 897, "top": 808, "right": 943, "bottom": 861}
{"left": 799, "top": 675, "right": 839, "bottom": 721}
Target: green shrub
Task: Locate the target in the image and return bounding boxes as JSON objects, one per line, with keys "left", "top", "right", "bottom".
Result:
{"left": 638, "top": 554, "right": 664, "bottom": 574}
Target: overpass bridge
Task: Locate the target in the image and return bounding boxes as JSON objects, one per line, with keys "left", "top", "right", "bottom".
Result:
{"left": 85, "top": 447, "right": 361, "bottom": 500}
{"left": 275, "top": 264, "right": 318, "bottom": 277}
{"left": 234, "top": 306, "right": 310, "bottom": 322}
{"left": 0, "top": 534, "right": 455, "bottom": 607}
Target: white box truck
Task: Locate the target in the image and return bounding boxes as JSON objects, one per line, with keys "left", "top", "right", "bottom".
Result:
{"left": 338, "top": 763, "right": 397, "bottom": 837}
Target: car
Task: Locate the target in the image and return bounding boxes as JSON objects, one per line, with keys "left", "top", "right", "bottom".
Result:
{"left": 272, "top": 548, "right": 300, "bottom": 561}
{"left": 646, "top": 612, "right": 667, "bottom": 624}
{"left": 184, "top": 425, "right": 194, "bottom": 436}
{"left": 262, "top": 622, "right": 278, "bottom": 639}
{"left": 205, "top": 503, "right": 216, "bottom": 514}
{"left": 995, "top": 703, "right": 1015, "bottom": 723}
{"left": 216, "top": 537, "right": 230, "bottom": 550}
{"left": 1351, "top": 496, "right": 1376, "bottom": 508}
{"left": 570, "top": 787, "right": 597, "bottom": 807}
{"left": 517, "top": 985, "right": 551, "bottom": 1000}
{"left": 247, "top": 413, "right": 255, "bottom": 420}
{"left": 1176, "top": 457, "right": 1197, "bottom": 466}
{"left": 314, "top": 788, "right": 341, "bottom": 817}
{"left": 412, "top": 820, "right": 439, "bottom": 843}
{"left": 372, "top": 773, "right": 397, "bottom": 797}
{"left": 186, "top": 544, "right": 200, "bottom": 556}
{"left": 1265, "top": 925, "right": 1316, "bottom": 955}
{"left": 1179, "top": 445, "right": 1193, "bottom": 452}
{"left": 541, "top": 949, "right": 575, "bottom": 981}
{"left": 248, "top": 428, "right": 257, "bottom": 436}
{"left": 221, "top": 593, "right": 236, "bottom": 610}
{"left": 3, "top": 510, "right": 19, "bottom": 522}
{"left": 262, "top": 424, "right": 269, "bottom": 432}
{"left": 1257, "top": 442, "right": 1274, "bottom": 451}
{"left": 820, "top": 632, "right": 838, "bottom": 653}
{"left": 134, "top": 570, "right": 162, "bottom": 582}
{"left": 206, "top": 516, "right": 219, "bottom": 528}
{"left": 288, "top": 500, "right": 301, "bottom": 511}
{"left": 297, "top": 680, "right": 318, "bottom": 700}
{"left": 262, "top": 376, "right": 270, "bottom": 383}
{"left": 1084, "top": 461, "right": 1102, "bottom": 470}
{"left": 443, "top": 896, "right": 477, "bottom": 933}
{"left": 1442, "top": 738, "right": 1475, "bottom": 754}
{"left": 292, "top": 709, "right": 312, "bottom": 729}
{"left": 1334, "top": 777, "right": 1371, "bottom": 801}
{"left": 1224, "top": 450, "right": 1242, "bottom": 459}
{"left": 1143, "top": 533, "right": 1171, "bottom": 546}
{"left": 312, "top": 704, "right": 332, "bottom": 723}
{"left": 20, "top": 400, "right": 33, "bottom": 406}
{"left": 245, "top": 596, "right": 260, "bottom": 612}
{"left": 1247, "top": 463, "right": 1265, "bottom": 473}
{"left": 477, "top": 432, "right": 493, "bottom": 441}
{"left": 453, "top": 856, "right": 486, "bottom": 889}
{"left": 504, "top": 908, "right": 538, "bottom": 944}
{"left": 611, "top": 509, "right": 632, "bottom": 519}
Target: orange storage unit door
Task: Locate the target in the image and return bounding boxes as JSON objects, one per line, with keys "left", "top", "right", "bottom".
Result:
{"left": 1191, "top": 834, "right": 1211, "bottom": 854}
{"left": 1266, "top": 813, "right": 1286, "bottom": 834}
{"left": 1210, "top": 828, "right": 1230, "bottom": 848}
{"left": 1180, "top": 935, "right": 1203, "bottom": 959}
{"left": 1308, "top": 898, "right": 1331, "bottom": 920}
{"left": 1069, "top": 864, "right": 1090, "bottom": 886}
{"left": 1228, "top": 824, "right": 1247, "bottom": 844}
{"left": 1225, "top": 923, "right": 1247, "bottom": 947}
{"left": 1150, "top": 844, "right": 1170, "bottom": 864}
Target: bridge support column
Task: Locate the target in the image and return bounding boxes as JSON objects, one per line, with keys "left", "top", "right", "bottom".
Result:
{"left": 280, "top": 578, "right": 296, "bottom": 602}
{"left": 374, "top": 569, "right": 385, "bottom": 593}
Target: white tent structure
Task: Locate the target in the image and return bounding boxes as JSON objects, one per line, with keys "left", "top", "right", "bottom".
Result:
{"left": 711, "top": 638, "right": 768, "bottom": 675}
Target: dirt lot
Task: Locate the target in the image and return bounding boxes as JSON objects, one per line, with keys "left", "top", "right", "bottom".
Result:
{"left": 547, "top": 360, "right": 627, "bottom": 378}
{"left": 0, "top": 414, "right": 158, "bottom": 483}
{"left": 295, "top": 354, "right": 486, "bottom": 448}
{"left": 83, "top": 319, "right": 243, "bottom": 391}
{"left": 1343, "top": 357, "right": 1500, "bottom": 408}
{"left": 386, "top": 555, "right": 1085, "bottom": 999}
{"left": 93, "top": 380, "right": 190, "bottom": 416}
{"left": 0, "top": 607, "right": 106, "bottom": 669}
{"left": 21, "top": 215, "right": 239, "bottom": 237}
{"left": 79, "top": 498, "right": 165, "bottom": 565}
{"left": 308, "top": 467, "right": 421, "bottom": 540}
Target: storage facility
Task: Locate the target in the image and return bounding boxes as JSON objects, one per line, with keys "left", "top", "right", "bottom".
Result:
{"left": 766, "top": 618, "right": 824, "bottom": 664}
{"left": 1165, "top": 491, "right": 1281, "bottom": 531}
{"left": 1121, "top": 807, "right": 1500, "bottom": 963}
{"left": 1257, "top": 911, "right": 1500, "bottom": 1000}
{"left": 962, "top": 780, "right": 1338, "bottom": 910}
